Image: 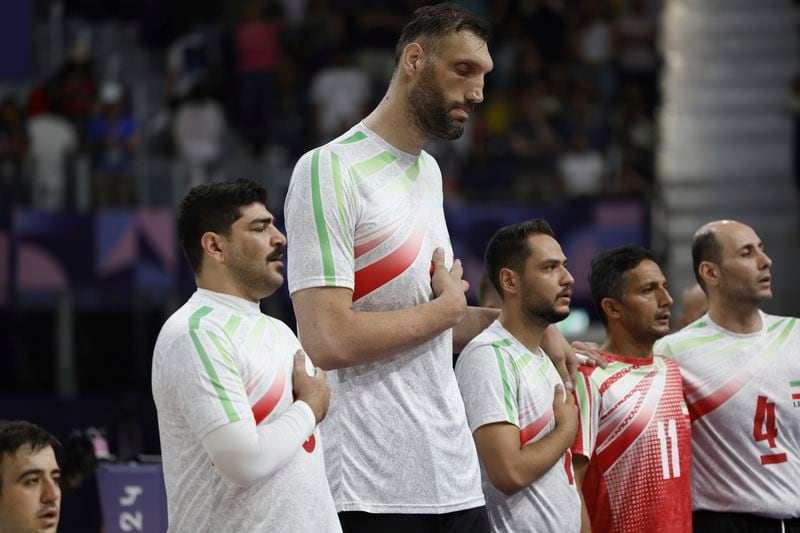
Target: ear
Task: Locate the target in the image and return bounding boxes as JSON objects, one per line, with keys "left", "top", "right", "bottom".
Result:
{"left": 698, "top": 261, "right": 718, "bottom": 289}
{"left": 200, "top": 231, "right": 226, "bottom": 267}
{"left": 498, "top": 267, "right": 517, "bottom": 297}
{"left": 400, "top": 43, "right": 424, "bottom": 76}
{"left": 600, "top": 297, "right": 622, "bottom": 322}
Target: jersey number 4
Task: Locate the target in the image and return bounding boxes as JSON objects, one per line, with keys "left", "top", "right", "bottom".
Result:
{"left": 656, "top": 419, "right": 681, "bottom": 479}
{"left": 753, "top": 395, "right": 788, "bottom": 465}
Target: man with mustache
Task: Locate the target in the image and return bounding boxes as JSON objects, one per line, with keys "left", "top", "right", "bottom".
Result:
{"left": 455, "top": 220, "right": 582, "bottom": 532}
{"left": 0, "top": 420, "right": 61, "bottom": 533}
{"left": 572, "top": 245, "right": 692, "bottom": 532}
{"left": 655, "top": 220, "right": 800, "bottom": 532}
{"left": 151, "top": 180, "right": 340, "bottom": 532}
{"left": 284, "top": 4, "right": 597, "bottom": 531}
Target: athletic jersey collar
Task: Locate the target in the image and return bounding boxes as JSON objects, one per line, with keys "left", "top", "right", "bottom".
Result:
{"left": 705, "top": 309, "right": 767, "bottom": 338}
{"left": 490, "top": 319, "right": 548, "bottom": 360}
{"left": 600, "top": 351, "right": 655, "bottom": 366}
{"left": 194, "top": 288, "right": 262, "bottom": 315}
{"left": 357, "top": 121, "right": 423, "bottom": 165}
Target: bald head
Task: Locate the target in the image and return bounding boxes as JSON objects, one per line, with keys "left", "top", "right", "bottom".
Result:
{"left": 691, "top": 220, "right": 772, "bottom": 305}
{"left": 677, "top": 283, "right": 708, "bottom": 328}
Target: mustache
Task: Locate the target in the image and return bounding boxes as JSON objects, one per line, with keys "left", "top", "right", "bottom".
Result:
{"left": 451, "top": 102, "right": 475, "bottom": 113}
{"left": 267, "top": 245, "right": 285, "bottom": 261}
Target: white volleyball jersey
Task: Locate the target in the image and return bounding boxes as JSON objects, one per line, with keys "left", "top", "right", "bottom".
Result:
{"left": 284, "top": 123, "right": 483, "bottom": 514}
{"left": 656, "top": 312, "right": 800, "bottom": 518}
{"left": 455, "top": 320, "right": 581, "bottom": 533}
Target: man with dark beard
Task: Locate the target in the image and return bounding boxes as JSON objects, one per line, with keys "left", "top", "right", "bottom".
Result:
{"left": 572, "top": 245, "right": 692, "bottom": 533}
{"left": 284, "top": 4, "right": 599, "bottom": 531}
{"left": 151, "top": 180, "right": 340, "bottom": 532}
{"left": 455, "top": 220, "right": 582, "bottom": 533}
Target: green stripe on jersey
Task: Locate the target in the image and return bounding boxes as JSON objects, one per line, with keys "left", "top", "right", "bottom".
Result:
{"left": 492, "top": 341, "right": 516, "bottom": 423}
{"left": 349, "top": 151, "right": 397, "bottom": 183}
{"left": 223, "top": 315, "right": 242, "bottom": 338}
{"left": 310, "top": 149, "right": 336, "bottom": 283}
{"left": 338, "top": 131, "right": 367, "bottom": 144}
{"left": 246, "top": 316, "right": 268, "bottom": 353}
{"left": 188, "top": 307, "right": 240, "bottom": 423}
{"left": 789, "top": 380, "right": 800, "bottom": 388}
{"left": 670, "top": 332, "right": 724, "bottom": 352}
{"left": 330, "top": 151, "right": 352, "bottom": 253}
{"left": 768, "top": 318, "right": 787, "bottom": 333}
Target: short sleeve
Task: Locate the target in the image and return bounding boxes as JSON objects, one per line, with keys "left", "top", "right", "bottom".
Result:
{"left": 572, "top": 366, "right": 601, "bottom": 459}
{"left": 285, "top": 146, "right": 357, "bottom": 293}
{"left": 158, "top": 325, "right": 254, "bottom": 441}
{"left": 455, "top": 342, "right": 519, "bottom": 433}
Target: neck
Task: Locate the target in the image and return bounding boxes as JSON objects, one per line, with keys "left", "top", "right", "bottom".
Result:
{"left": 707, "top": 295, "right": 762, "bottom": 333}
{"left": 196, "top": 273, "right": 259, "bottom": 303}
{"left": 363, "top": 83, "right": 428, "bottom": 155}
{"left": 602, "top": 327, "right": 654, "bottom": 360}
{"left": 498, "top": 304, "right": 547, "bottom": 354}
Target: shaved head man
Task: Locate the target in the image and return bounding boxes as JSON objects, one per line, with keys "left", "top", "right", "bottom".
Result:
{"left": 674, "top": 283, "right": 708, "bottom": 330}
{"left": 656, "top": 220, "right": 800, "bottom": 532}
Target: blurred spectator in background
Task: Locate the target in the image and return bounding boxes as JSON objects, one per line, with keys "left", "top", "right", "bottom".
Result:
{"left": 572, "top": 3, "right": 616, "bottom": 105}
{"left": 87, "top": 82, "right": 138, "bottom": 206}
{"left": 27, "top": 98, "right": 78, "bottom": 210}
{"left": 0, "top": 420, "right": 61, "bottom": 533}
{"left": 309, "top": 44, "right": 371, "bottom": 143}
{"left": 234, "top": 0, "right": 282, "bottom": 155}
{"left": 477, "top": 273, "right": 502, "bottom": 309}
{"left": 792, "top": 74, "right": 800, "bottom": 195}
{"left": 166, "top": 25, "right": 221, "bottom": 105}
{"left": 674, "top": 283, "right": 708, "bottom": 330}
{"left": 172, "top": 82, "right": 227, "bottom": 188}
{"left": 559, "top": 131, "right": 606, "bottom": 197}
{"left": 614, "top": 0, "right": 659, "bottom": 110}
{"left": 0, "top": 97, "right": 29, "bottom": 208}
{"left": 52, "top": 37, "right": 97, "bottom": 138}
{"left": 508, "top": 82, "right": 560, "bottom": 202}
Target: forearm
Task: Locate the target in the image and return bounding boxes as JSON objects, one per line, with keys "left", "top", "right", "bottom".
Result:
{"left": 492, "top": 426, "right": 574, "bottom": 496}
{"left": 453, "top": 306, "right": 500, "bottom": 353}
{"left": 201, "top": 401, "right": 315, "bottom": 487}
{"left": 295, "top": 293, "right": 464, "bottom": 370}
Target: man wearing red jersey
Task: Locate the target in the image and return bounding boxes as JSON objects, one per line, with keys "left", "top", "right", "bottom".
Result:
{"left": 572, "top": 245, "right": 691, "bottom": 533}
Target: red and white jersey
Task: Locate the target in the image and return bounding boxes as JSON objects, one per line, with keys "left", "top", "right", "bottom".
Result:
{"left": 656, "top": 312, "right": 800, "bottom": 518}
{"left": 572, "top": 353, "right": 692, "bottom": 533}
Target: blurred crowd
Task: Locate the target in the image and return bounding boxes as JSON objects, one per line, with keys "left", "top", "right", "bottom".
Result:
{"left": 0, "top": 0, "right": 661, "bottom": 210}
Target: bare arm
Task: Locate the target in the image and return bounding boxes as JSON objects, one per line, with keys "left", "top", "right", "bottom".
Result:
{"left": 471, "top": 384, "right": 578, "bottom": 497}
{"left": 292, "top": 248, "right": 468, "bottom": 370}
{"left": 573, "top": 454, "right": 592, "bottom": 533}
{"left": 453, "top": 306, "right": 500, "bottom": 353}
{"left": 542, "top": 326, "right": 608, "bottom": 389}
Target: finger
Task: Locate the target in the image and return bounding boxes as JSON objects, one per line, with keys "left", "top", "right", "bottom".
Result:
{"left": 553, "top": 383, "right": 564, "bottom": 403}
{"left": 564, "top": 387, "right": 576, "bottom": 405}
{"left": 450, "top": 257, "right": 464, "bottom": 277}
{"left": 431, "top": 247, "right": 445, "bottom": 267}
{"left": 461, "top": 280, "right": 470, "bottom": 293}
{"left": 315, "top": 367, "right": 326, "bottom": 381}
{"left": 553, "top": 358, "right": 574, "bottom": 391}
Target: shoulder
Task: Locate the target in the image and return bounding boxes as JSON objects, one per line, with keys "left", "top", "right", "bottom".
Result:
{"left": 457, "top": 326, "right": 506, "bottom": 370}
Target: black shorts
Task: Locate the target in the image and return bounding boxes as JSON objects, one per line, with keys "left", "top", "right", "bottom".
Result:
{"left": 693, "top": 510, "right": 800, "bottom": 533}
{"left": 339, "top": 506, "right": 490, "bottom": 533}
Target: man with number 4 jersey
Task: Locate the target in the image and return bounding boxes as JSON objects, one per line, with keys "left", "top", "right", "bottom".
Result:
{"left": 573, "top": 246, "right": 692, "bottom": 533}
{"left": 656, "top": 220, "right": 800, "bottom": 533}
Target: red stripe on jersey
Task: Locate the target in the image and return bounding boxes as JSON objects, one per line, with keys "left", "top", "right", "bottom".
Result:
{"left": 353, "top": 199, "right": 431, "bottom": 301}
{"left": 519, "top": 406, "right": 554, "bottom": 445}
{"left": 687, "top": 371, "right": 751, "bottom": 422}
{"left": 251, "top": 370, "right": 286, "bottom": 425}
{"left": 597, "top": 371, "right": 661, "bottom": 473}
{"left": 760, "top": 453, "right": 788, "bottom": 465}
{"left": 792, "top": 393, "right": 800, "bottom": 400}
{"left": 599, "top": 365, "right": 633, "bottom": 395}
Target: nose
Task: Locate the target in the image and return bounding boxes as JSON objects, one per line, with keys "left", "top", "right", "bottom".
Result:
{"left": 562, "top": 267, "right": 575, "bottom": 286}
{"left": 468, "top": 78, "right": 484, "bottom": 104}
{"left": 42, "top": 477, "right": 60, "bottom": 503}
{"left": 659, "top": 286, "right": 674, "bottom": 307}
{"left": 272, "top": 227, "right": 287, "bottom": 247}
{"left": 759, "top": 249, "right": 772, "bottom": 270}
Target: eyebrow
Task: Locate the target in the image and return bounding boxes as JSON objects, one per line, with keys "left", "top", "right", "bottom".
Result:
{"left": 455, "top": 58, "right": 493, "bottom": 73}
{"left": 17, "top": 468, "right": 61, "bottom": 481}
{"left": 249, "top": 217, "right": 273, "bottom": 226}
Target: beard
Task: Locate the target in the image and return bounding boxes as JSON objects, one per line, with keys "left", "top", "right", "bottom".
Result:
{"left": 520, "top": 291, "right": 570, "bottom": 326}
{"left": 408, "top": 65, "right": 467, "bottom": 141}
{"left": 227, "top": 244, "right": 284, "bottom": 299}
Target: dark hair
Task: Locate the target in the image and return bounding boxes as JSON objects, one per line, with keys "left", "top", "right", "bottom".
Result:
{"left": 177, "top": 179, "right": 267, "bottom": 274}
{"left": 484, "top": 219, "right": 555, "bottom": 299}
{"left": 589, "top": 245, "right": 655, "bottom": 326}
{"left": 0, "top": 420, "right": 59, "bottom": 492}
{"left": 394, "top": 2, "right": 491, "bottom": 65}
{"left": 691, "top": 229, "right": 722, "bottom": 293}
